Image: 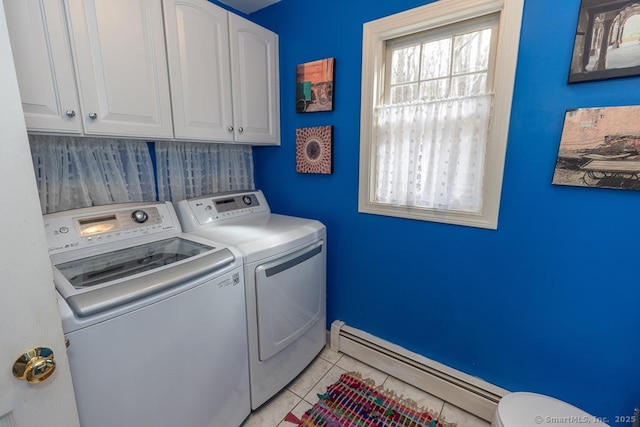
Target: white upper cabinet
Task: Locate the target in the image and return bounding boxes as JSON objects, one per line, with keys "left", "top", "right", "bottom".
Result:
{"left": 229, "top": 13, "right": 280, "bottom": 145}
{"left": 4, "top": 0, "right": 82, "bottom": 133}
{"left": 64, "top": 0, "right": 174, "bottom": 138}
{"left": 5, "top": 0, "right": 279, "bottom": 144}
{"left": 163, "top": 0, "right": 234, "bottom": 142}
{"left": 165, "top": 0, "right": 280, "bottom": 145}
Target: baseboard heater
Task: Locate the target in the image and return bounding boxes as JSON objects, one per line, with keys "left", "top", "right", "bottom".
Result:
{"left": 330, "top": 320, "right": 509, "bottom": 422}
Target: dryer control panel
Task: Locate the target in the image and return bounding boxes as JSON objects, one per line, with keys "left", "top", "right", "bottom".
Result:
{"left": 176, "top": 190, "right": 271, "bottom": 230}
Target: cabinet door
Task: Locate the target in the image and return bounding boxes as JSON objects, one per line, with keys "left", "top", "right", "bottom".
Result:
{"left": 4, "top": 0, "right": 82, "bottom": 133}
{"left": 65, "top": 0, "right": 173, "bottom": 138}
{"left": 164, "top": 0, "right": 234, "bottom": 142}
{"left": 229, "top": 14, "right": 280, "bottom": 145}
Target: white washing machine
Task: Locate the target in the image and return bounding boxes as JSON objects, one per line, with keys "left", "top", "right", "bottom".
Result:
{"left": 176, "top": 190, "right": 326, "bottom": 409}
{"left": 44, "top": 202, "right": 250, "bottom": 427}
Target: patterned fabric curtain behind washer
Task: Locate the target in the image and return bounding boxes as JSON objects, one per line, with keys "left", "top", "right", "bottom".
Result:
{"left": 155, "top": 141, "right": 254, "bottom": 202}
{"left": 29, "top": 135, "right": 156, "bottom": 214}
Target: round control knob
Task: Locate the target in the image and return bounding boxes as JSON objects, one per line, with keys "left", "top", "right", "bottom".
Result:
{"left": 242, "top": 196, "right": 252, "bottom": 205}
{"left": 131, "top": 210, "right": 148, "bottom": 223}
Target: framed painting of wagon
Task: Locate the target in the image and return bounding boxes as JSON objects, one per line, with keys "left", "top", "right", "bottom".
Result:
{"left": 296, "top": 58, "right": 335, "bottom": 113}
{"left": 568, "top": 0, "right": 640, "bottom": 83}
{"left": 552, "top": 105, "right": 640, "bottom": 190}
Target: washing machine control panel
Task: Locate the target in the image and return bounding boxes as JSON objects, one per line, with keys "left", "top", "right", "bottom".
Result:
{"left": 44, "top": 202, "right": 179, "bottom": 254}
{"left": 178, "top": 191, "right": 270, "bottom": 228}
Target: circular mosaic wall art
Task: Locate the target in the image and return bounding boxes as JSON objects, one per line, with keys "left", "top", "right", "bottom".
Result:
{"left": 296, "top": 126, "right": 333, "bottom": 174}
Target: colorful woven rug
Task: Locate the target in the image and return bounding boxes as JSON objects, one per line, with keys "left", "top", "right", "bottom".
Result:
{"left": 285, "top": 372, "right": 455, "bottom": 427}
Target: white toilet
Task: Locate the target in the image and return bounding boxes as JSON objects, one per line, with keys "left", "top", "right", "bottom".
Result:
{"left": 493, "top": 392, "right": 610, "bottom": 427}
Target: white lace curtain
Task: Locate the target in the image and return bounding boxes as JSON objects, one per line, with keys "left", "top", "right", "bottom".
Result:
{"left": 30, "top": 135, "right": 156, "bottom": 214}
{"left": 29, "top": 136, "right": 254, "bottom": 213}
{"left": 155, "top": 141, "right": 254, "bottom": 202}
{"left": 374, "top": 93, "right": 492, "bottom": 213}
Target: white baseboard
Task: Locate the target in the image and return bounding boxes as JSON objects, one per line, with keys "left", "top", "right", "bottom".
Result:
{"left": 330, "top": 320, "right": 508, "bottom": 422}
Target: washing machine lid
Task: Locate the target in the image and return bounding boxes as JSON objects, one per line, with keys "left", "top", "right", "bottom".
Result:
{"left": 497, "top": 392, "right": 609, "bottom": 427}
{"left": 56, "top": 237, "right": 212, "bottom": 288}
{"left": 45, "top": 202, "right": 239, "bottom": 319}
{"left": 52, "top": 237, "right": 236, "bottom": 318}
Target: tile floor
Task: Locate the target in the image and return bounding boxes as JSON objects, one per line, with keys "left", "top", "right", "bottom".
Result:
{"left": 241, "top": 346, "right": 491, "bottom": 427}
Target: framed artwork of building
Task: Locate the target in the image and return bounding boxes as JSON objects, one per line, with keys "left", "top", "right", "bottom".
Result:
{"left": 568, "top": 0, "right": 640, "bottom": 83}
{"left": 296, "top": 58, "right": 335, "bottom": 113}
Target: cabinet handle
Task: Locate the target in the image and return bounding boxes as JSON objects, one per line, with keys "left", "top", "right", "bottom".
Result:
{"left": 88, "top": 112, "right": 98, "bottom": 120}
{"left": 227, "top": 126, "right": 234, "bottom": 133}
{"left": 65, "top": 110, "right": 76, "bottom": 118}
{"left": 238, "top": 127, "right": 244, "bottom": 133}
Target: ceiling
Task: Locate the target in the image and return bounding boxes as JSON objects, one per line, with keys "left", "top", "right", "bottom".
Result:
{"left": 217, "top": 0, "right": 281, "bottom": 14}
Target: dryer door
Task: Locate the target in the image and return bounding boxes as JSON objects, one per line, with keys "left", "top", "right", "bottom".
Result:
{"left": 255, "top": 239, "right": 325, "bottom": 361}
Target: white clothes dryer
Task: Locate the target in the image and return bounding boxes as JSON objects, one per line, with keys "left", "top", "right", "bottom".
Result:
{"left": 177, "top": 190, "right": 326, "bottom": 409}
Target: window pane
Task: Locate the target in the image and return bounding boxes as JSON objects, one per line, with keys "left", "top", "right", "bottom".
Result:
{"left": 453, "top": 28, "right": 492, "bottom": 75}
{"left": 391, "top": 45, "right": 420, "bottom": 84}
{"left": 419, "top": 79, "right": 449, "bottom": 101}
{"left": 420, "top": 38, "right": 451, "bottom": 79}
{"left": 451, "top": 73, "right": 487, "bottom": 97}
{"left": 390, "top": 83, "right": 419, "bottom": 103}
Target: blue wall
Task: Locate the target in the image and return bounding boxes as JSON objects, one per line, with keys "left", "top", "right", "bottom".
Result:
{"left": 248, "top": 0, "right": 640, "bottom": 423}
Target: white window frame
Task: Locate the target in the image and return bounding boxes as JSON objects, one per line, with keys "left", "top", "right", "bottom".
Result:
{"left": 358, "top": 0, "right": 524, "bottom": 229}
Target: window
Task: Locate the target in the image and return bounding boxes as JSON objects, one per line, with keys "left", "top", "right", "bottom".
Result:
{"left": 358, "top": 0, "right": 524, "bottom": 229}
{"left": 385, "top": 16, "right": 498, "bottom": 105}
